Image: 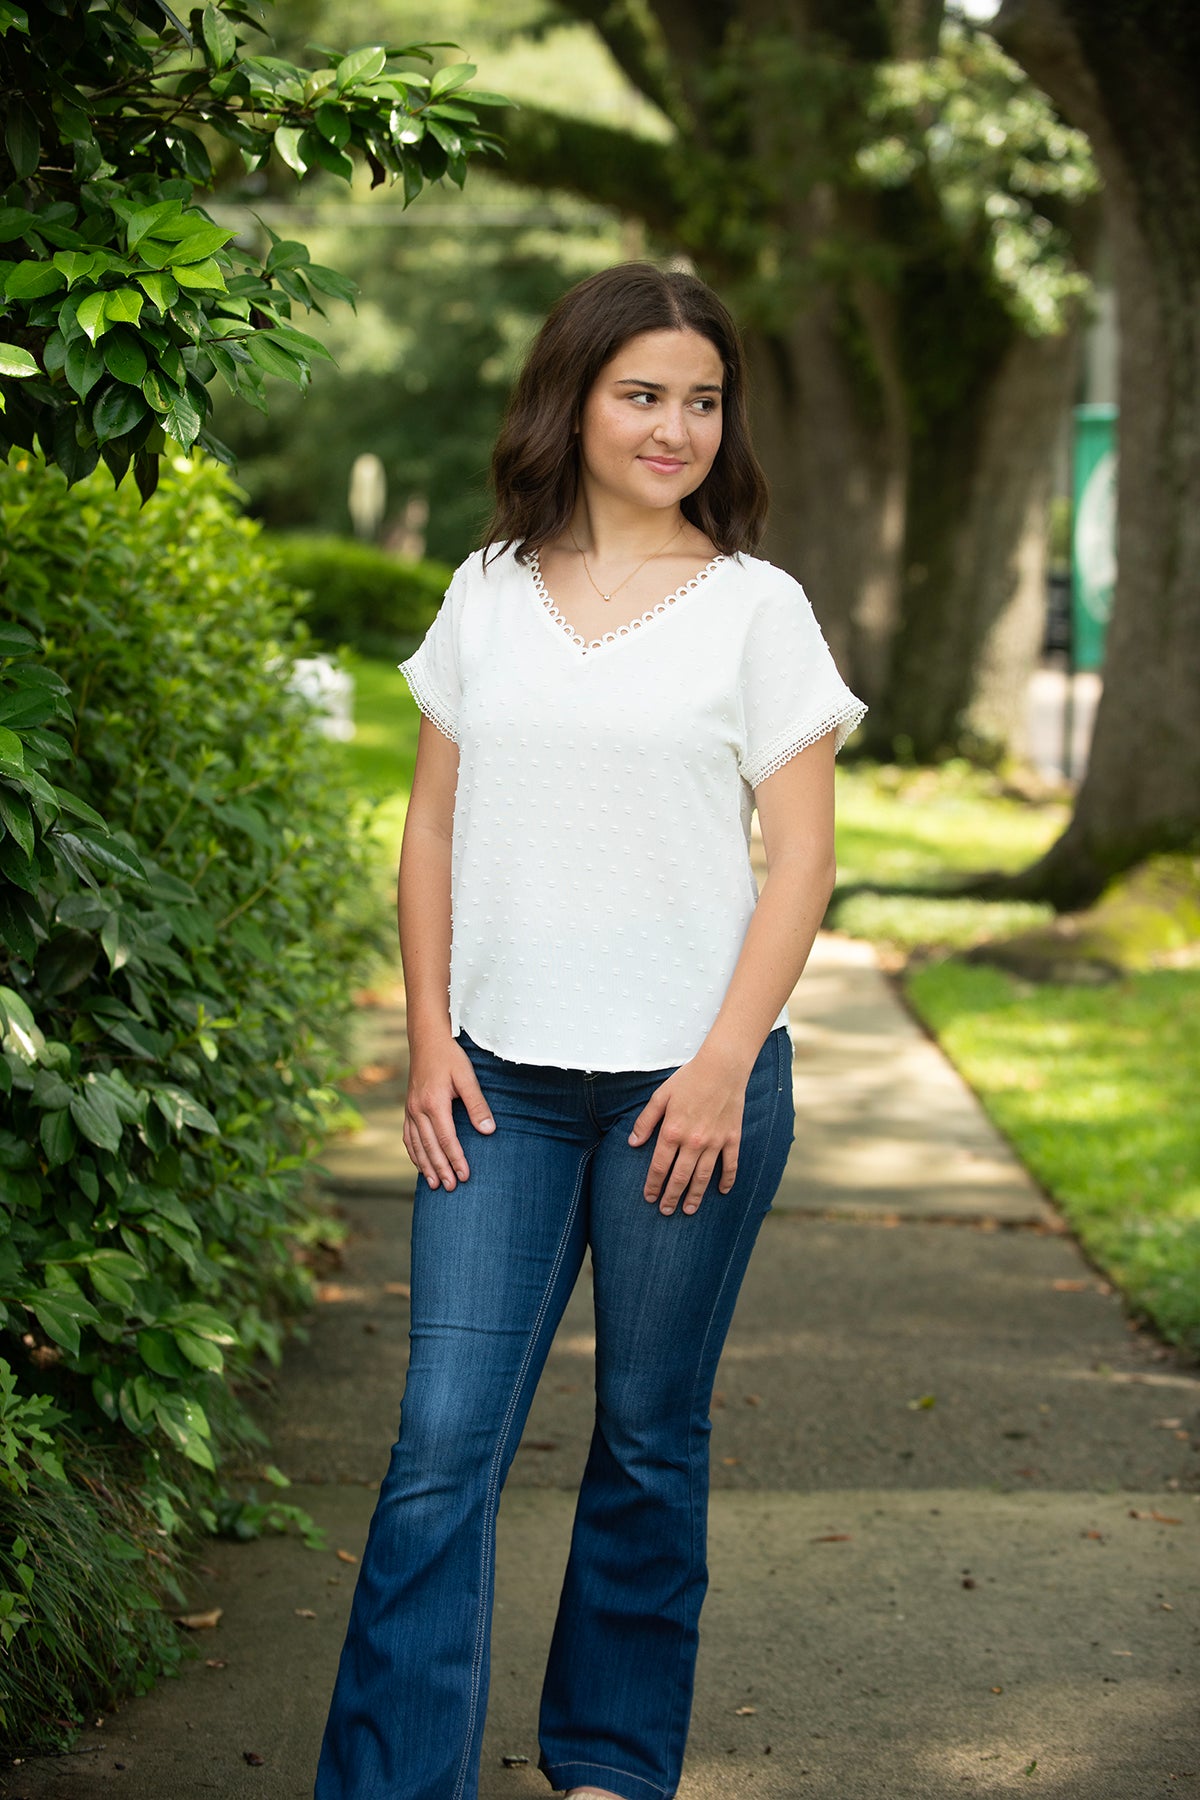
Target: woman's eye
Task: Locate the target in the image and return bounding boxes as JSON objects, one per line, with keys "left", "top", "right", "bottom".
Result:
{"left": 628, "top": 391, "right": 655, "bottom": 406}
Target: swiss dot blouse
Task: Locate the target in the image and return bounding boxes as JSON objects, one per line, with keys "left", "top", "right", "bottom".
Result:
{"left": 400, "top": 544, "right": 866, "bottom": 1072}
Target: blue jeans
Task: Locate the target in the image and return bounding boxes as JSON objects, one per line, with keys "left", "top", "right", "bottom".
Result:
{"left": 315, "top": 1026, "right": 794, "bottom": 1800}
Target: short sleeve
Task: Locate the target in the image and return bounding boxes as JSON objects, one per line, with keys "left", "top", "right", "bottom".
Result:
{"left": 738, "top": 569, "right": 867, "bottom": 788}
{"left": 398, "top": 566, "right": 464, "bottom": 744}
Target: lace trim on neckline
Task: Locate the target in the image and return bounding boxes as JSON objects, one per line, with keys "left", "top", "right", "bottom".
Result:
{"left": 528, "top": 547, "right": 728, "bottom": 656}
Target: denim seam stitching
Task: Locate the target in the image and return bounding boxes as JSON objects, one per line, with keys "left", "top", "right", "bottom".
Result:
{"left": 661, "top": 1045, "right": 786, "bottom": 1783}
{"left": 540, "top": 1755, "right": 669, "bottom": 1798}
{"left": 451, "top": 1145, "right": 592, "bottom": 1800}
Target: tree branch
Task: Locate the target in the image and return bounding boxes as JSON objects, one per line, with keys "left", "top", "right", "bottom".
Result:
{"left": 552, "top": 0, "right": 683, "bottom": 125}
{"left": 495, "top": 104, "right": 684, "bottom": 237}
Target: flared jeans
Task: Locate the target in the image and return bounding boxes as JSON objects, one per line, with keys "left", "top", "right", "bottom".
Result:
{"left": 314, "top": 1025, "right": 795, "bottom": 1800}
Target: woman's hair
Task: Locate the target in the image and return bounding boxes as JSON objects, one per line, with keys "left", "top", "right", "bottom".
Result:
{"left": 484, "top": 263, "right": 769, "bottom": 561}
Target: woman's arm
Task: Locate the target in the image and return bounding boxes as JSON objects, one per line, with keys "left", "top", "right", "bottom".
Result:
{"left": 399, "top": 716, "right": 495, "bottom": 1191}
{"left": 629, "top": 731, "right": 836, "bottom": 1214}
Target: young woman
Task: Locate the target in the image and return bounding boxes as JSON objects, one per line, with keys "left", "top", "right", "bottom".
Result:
{"left": 315, "top": 263, "right": 865, "bottom": 1800}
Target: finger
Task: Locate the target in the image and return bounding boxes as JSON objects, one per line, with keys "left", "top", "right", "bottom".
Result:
{"left": 681, "top": 1150, "right": 719, "bottom": 1215}
{"left": 454, "top": 1062, "right": 495, "bottom": 1135}
{"left": 629, "top": 1088, "right": 668, "bottom": 1148}
{"left": 415, "top": 1112, "right": 460, "bottom": 1191}
{"left": 643, "top": 1139, "right": 679, "bottom": 1206}
{"left": 659, "top": 1145, "right": 704, "bottom": 1216}
{"left": 718, "top": 1140, "right": 740, "bottom": 1195}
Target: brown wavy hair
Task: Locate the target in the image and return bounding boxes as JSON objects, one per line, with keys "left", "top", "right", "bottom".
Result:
{"left": 484, "top": 263, "right": 769, "bottom": 562}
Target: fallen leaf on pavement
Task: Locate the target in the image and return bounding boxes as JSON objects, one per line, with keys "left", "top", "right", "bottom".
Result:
{"left": 175, "top": 1608, "right": 222, "bottom": 1630}
{"left": 295, "top": 1608, "right": 317, "bottom": 1619}
{"left": 1082, "top": 1529, "right": 1104, "bottom": 1540}
{"left": 990, "top": 1686, "right": 1003, "bottom": 1694}
{"left": 383, "top": 1282, "right": 410, "bottom": 1298}
{"left": 1154, "top": 1418, "right": 1183, "bottom": 1430}
{"left": 1053, "top": 1279, "right": 1089, "bottom": 1291}
{"left": 204, "top": 1658, "right": 227, "bottom": 1669}
{"left": 735, "top": 1706, "right": 757, "bottom": 1716}
{"left": 908, "top": 1394, "right": 936, "bottom": 1410}
{"left": 336, "top": 1549, "right": 358, "bottom": 1565}
{"left": 243, "top": 1751, "right": 265, "bottom": 1765}
{"left": 501, "top": 1754, "right": 530, "bottom": 1767}
{"left": 812, "top": 1533, "right": 852, "bottom": 1543}
{"left": 744, "top": 1394, "right": 762, "bottom": 1407}
{"left": 1129, "top": 1509, "right": 1182, "bottom": 1524}
{"left": 721, "top": 1456, "right": 740, "bottom": 1466}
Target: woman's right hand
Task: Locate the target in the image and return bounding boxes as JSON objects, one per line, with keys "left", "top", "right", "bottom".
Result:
{"left": 402, "top": 1032, "right": 495, "bottom": 1191}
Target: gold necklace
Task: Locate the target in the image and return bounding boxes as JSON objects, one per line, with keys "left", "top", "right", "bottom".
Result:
{"left": 570, "top": 519, "right": 685, "bottom": 602}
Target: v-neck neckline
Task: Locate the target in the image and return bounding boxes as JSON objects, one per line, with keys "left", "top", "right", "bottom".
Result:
{"left": 527, "top": 547, "right": 730, "bottom": 660}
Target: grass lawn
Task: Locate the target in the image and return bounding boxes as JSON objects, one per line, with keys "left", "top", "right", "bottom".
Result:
{"left": 332, "top": 658, "right": 1199, "bottom": 1353}
{"left": 906, "top": 961, "right": 1200, "bottom": 1354}
{"left": 831, "top": 762, "right": 1198, "bottom": 1355}
{"left": 830, "top": 760, "right": 1067, "bottom": 952}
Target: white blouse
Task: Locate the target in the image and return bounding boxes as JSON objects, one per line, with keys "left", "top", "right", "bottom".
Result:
{"left": 400, "top": 544, "right": 865, "bottom": 1071}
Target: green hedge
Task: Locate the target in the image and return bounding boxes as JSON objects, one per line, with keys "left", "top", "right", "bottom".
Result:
{"left": 0, "top": 452, "right": 382, "bottom": 1749}
{"left": 264, "top": 533, "right": 451, "bottom": 660}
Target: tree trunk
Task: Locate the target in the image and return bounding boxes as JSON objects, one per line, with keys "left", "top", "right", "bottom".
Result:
{"left": 882, "top": 315, "right": 1083, "bottom": 760}
{"left": 996, "top": 0, "right": 1200, "bottom": 903}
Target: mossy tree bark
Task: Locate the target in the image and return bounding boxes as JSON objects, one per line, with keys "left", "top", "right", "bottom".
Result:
{"left": 495, "top": 0, "right": 1091, "bottom": 757}
{"left": 995, "top": 0, "right": 1200, "bottom": 903}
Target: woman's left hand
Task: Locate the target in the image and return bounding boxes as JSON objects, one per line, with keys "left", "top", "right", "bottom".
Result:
{"left": 628, "top": 1044, "right": 750, "bottom": 1216}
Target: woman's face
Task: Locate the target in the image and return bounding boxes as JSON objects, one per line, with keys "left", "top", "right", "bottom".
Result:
{"left": 577, "top": 328, "right": 725, "bottom": 516}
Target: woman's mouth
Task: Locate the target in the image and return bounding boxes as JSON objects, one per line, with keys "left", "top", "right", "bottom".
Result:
{"left": 640, "top": 456, "right": 686, "bottom": 474}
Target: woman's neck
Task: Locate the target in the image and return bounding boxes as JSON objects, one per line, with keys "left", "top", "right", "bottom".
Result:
{"left": 566, "top": 496, "right": 687, "bottom": 559}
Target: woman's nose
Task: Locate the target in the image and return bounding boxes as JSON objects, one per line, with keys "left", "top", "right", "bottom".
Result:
{"left": 652, "top": 407, "right": 687, "bottom": 445}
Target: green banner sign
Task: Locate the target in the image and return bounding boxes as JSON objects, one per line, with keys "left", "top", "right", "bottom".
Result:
{"left": 1071, "top": 403, "right": 1117, "bottom": 673}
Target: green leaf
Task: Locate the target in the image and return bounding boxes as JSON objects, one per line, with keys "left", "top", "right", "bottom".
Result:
{"left": 0, "top": 986, "right": 41, "bottom": 1059}
{"left": 430, "top": 61, "right": 476, "bottom": 99}
{"left": 0, "top": 728, "right": 25, "bottom": 774}
{"left": 88, "top": 1262, "right": 135, "bottom": 1309}
{"left": 4, "top": 260, "right": 64, "bottom": 300}
{"left": 64, "top": 336, "right": 105, "bottom": 398}
{"left": 152, "top": 1084, "right": 219, "bottom": 1135}
{"left": 39, "top": 1107, "right": 76, "bottom": 1168}
{"left": 173, "top": 257, "right": 227, "bottom": 292}
{"left": 335, "top": 44, "right": 387, "bottom": 91}
{"left": 244, "top": 333, "right": 306, "bottom": 383}
{"left": 142, "top": 372, "right": 202, "bottom": 448}
{"left": 102, "top": 328, "right": 148, "bottom": 385}
{"left": 52, "top": 787, "right": 107, "bottom": 829}
{"left": 52, "top": 249, "right": 100, "bottom": 289}
{"left": 202, "top": 0, "right": 237, "bottom": 67}
{"left": 273, "top": 124, "right": 307, "bottom": 176}
{"left": 93, "top": 383, "right": 149, "bottom": 443}
{"left": 0, "top": 787, "right": 34, "bottom": 858}
{"left": 31, "top": 1067, "right": 72, "bottom": 1109}
{"left": 136, "top": 270, "right": 178, "bottom": 312}
{"left": 4, "top": 97, "right": 39, "bottom": 181}
{"left": 69, "top": 1083, "right": 123, "bottom": 1153}
{"left": 29, "top": 1289, "right": 102, "bottom": 1355}
{"left": 0, "top": 624, "right": 36, "bottom": 657}
{"left": 104, "top": 287, "right": 144, "bottom": 327}
{"left": 75, "top": 289, "right": 110, "bottom": 343}
{"left": 126, "top": 200, "right": 183, "bottom": 252}
{"left": 57, "top": 827, "right": 148, "bottom": 883}
{"left": 302, "top": 264, "right": 357, "bottom": 306}
{"left": 0, "top": 342, "right": 37, "bottom": 377}
{"left": 137, "top": 1328, "right": 191, "bottom": 1378}
{"left": 174, "top": 1329, "right": 224, "bottom": 1372}
{"left": 0, "top": 206, "right": 36, "bottom": 244}
{"left": 314, "top": 104, "right": 351, "bottom": 148}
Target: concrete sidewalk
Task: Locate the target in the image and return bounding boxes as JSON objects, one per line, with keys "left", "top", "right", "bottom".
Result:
{"left": 7, "top": 937, "right": 1198, "bottom": 1800}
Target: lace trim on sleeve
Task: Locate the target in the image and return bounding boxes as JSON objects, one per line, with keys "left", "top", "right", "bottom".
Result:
{"left": 741, "top": 697, "right": 867, "bottom": 788}
{"left": 399, "top": 657, "right": 459, "bottom": 745}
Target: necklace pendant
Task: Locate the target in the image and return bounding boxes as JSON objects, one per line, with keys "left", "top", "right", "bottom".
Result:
{"left": 601, "top": 593, "right": 612, "bottom": 602}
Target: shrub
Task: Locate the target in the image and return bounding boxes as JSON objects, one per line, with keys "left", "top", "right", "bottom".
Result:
{"left": 265, "top": 533, "right": 451, "bottom": 659}
{"left": 0, "top": 449, "right": 382, "bottom": 1748}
